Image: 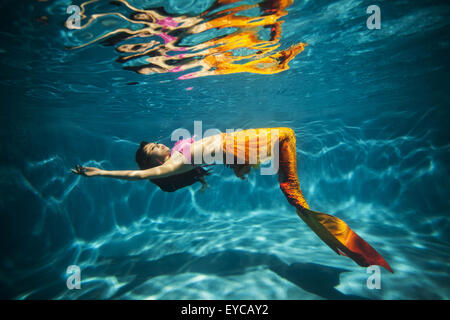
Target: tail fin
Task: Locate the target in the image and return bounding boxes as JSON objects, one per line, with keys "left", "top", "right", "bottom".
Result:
{"left": 220, "top": 127, "right": 393, "bottom": 272}
{"left": 296, "top": 207, "right": 393, "bottom": 273}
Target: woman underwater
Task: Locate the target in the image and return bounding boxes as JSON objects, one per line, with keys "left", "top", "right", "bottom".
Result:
{"left": 72, "top": 127, "right": 393, "bottom": 272}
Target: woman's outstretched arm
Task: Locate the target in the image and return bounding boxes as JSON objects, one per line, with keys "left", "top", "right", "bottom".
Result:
{"left": 72, "top": 152, "right": 190, "bottom": 181}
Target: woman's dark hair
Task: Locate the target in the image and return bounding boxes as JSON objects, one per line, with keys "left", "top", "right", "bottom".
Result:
{"left": 135, "top": 141, "right": 211, "bottom": 192}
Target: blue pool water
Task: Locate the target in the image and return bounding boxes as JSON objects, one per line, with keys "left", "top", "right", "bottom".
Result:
{"left": 0, "top": 0, "right": 449, "bottom": 299}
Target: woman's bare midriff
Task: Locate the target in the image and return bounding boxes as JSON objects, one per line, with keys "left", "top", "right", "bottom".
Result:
{"left": 189, "top": 132, "right": 225, "bottom": 166}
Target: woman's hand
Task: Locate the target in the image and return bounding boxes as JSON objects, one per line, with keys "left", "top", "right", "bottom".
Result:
{"left": 71, "top": 165, "right": 103, "bottom": 177}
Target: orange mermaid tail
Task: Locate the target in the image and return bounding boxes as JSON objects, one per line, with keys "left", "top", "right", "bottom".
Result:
{"left": 221, "top": 127, "right": 393, "bottom": 272}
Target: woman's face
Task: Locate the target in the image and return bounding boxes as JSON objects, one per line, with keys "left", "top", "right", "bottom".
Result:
{"left": 144, "top": 142, "right": 170, "bottom": 164}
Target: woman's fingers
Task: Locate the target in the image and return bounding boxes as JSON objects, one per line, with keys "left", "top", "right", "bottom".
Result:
{"left": 72, "top": 165, "right": 87, "bottom": 175}
{"left": 72, "top": 165, "right": 102, "bottom": 178}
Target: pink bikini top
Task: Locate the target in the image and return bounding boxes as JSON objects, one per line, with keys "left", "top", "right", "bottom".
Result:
{"left": 170, "top": 135, "right": 197, "bottom": 163}
{"left": 170, "top": 135, "right": 217, "bottom": 167}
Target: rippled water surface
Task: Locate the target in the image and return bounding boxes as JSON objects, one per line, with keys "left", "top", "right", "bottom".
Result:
{"left": 1, "top": 0, "right": 449, "bottom": 299}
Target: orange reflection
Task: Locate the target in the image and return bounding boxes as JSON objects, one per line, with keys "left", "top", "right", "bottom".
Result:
{"left": 68, "top": 0, "right": 307, "bottom": 79}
